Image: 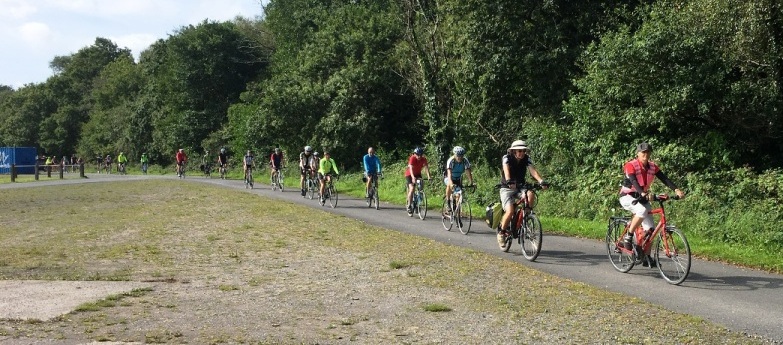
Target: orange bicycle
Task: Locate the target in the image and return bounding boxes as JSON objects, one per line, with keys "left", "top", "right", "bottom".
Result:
{"left": 606, "top": 194, "right": 691, "bottom": 285}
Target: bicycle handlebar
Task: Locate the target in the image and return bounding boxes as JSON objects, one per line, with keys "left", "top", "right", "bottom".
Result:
{"left": 631, "top": 193, "right": 682, "bottom": 205}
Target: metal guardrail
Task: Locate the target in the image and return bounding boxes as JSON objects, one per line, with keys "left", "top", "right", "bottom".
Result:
{"left": 5, "top": 163, "right": 86, "bottom": 182}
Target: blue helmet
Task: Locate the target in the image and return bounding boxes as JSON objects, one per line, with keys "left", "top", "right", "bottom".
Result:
{"left": 413, "top": 147, "right": 424, "bottom": 155}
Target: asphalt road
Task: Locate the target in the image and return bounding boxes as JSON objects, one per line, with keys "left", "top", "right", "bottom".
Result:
{"left": 4, "top": 173, "right": 782, "bottom": 342}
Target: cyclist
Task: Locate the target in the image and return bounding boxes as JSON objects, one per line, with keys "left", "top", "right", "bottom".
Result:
{"left": 175, "top": 149, "right": 187, "bottom": 176}
{"left": 217, "top": 147, "right": 228, "bottom": 176}
{"left": 299, "top": 146, "right": 316, "bottom": 196}
{"left": 444, "top": 146, "right": 475, "bottom": 210}
{"left": 619, "top": 142, "right": 685, "bottom": 264}
{"left": 104, "top": 154, "right": 113, "bottom": 174}
{"left": 318, "top": 151, "right": 340, "bottom": 203}
{"left": 313, "top": 151, "right": 321, "bottom": 170}
{"left": 117, "top": 152, "right": 128, "bottom": 173}
{"left": 362, "top": 147, "right": 382, "bottom": 198}
{"left": 140, "top": 152, "right": 149, "bottom": 175}
{"left": 243, "top": 150, "right": 255, "bottom": 182}
{"left": 270, "top": 147, "right": 284, "bottom": 182}
{"left": 405, "top": 147, "right": 432, "bottom": 215}
{"left": 498, "top": 140, "right": 548, "bottom": 248}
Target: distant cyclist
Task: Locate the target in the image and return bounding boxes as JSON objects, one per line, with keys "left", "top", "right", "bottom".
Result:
{"left": 116, "top": 152, "right": 128, "bottom": 173}
{"left": 405, "top": 147, "right": 431, "bottom": 214}
{"left": 243, "top": 150, "right": 255, "bottom": 181}
{"left": 140, "top": 152, "right": 149, "bottom": 174}
{"left": 270, "top": 147, "right": 284, "bottom": 182}
{"left": 104, "top": 154, "right": 113, "bottom": 174}
{"left": 318, "top": 151, "right": 340, "bottom": 203}
{"left": 202, "top": 150, "right": 212, "bottom": 174}
{"left": 175, "top": 149, "right": 187, "bottom": 177}
{"left": 444, "top": 146, "right": 474, "bottom": 210}
{"left": 362, "top": 147, "right": 382, "bottom": 198}
{"left": 299, "top": 146, "right": 316, "bottom": 196}
{"left": 217, "top": 148, "right": 228, "bottom": 174}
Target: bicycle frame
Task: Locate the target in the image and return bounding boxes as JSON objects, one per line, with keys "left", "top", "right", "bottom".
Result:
{"left": 618, "top": 195, "right": 672, "bottom": 256}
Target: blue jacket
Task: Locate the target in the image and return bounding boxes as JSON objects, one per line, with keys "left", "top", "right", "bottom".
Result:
{"left": 363, "top": 154, "right": 382, "bottom": 174}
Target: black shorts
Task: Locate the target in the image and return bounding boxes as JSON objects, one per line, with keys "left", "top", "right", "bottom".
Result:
{"left": 318, "top": 172, "right": 334, "bottom": 180}
{"left": 300, "top": 167, "right": 312, "bottom": 175}
{"left": 405, "top": 175, "right": 422, "bottom": 185}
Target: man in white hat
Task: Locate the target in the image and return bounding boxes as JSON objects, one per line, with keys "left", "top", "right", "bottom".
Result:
{"left": 497, "top": 140, "right": 548, "bottom": 248}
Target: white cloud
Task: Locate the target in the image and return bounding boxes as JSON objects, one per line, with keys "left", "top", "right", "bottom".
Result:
{"left": 110, "top": 33, "right": 158, "bottom": 58}
{"left": 0, "top": 0, "right": 38, "bottom": 19}
{"left": 18, "top": 22, "right": 53, "bottom": 48}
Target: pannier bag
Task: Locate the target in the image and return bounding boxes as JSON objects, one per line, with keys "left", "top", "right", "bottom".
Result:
{"left": 485, "top": 202, "right": 503, "bottom": 229}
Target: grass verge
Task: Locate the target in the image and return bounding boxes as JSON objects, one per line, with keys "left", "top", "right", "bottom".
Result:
{"left": 0, "top": 179, "right": 768, "bottom": 343}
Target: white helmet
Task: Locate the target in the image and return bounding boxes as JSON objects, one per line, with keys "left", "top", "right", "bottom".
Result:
{"left": 453, "top": 146, "right": 465, "bottom": 156}
{"left": 304, "top": 145, "right": 313, "bottom": 153}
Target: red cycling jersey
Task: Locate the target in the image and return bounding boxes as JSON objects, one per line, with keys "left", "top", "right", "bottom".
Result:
{"left": 176, "top": 152, "right": 187, "bottom": 163}
{"left": 404, "top": 155, "right": 428, "bottom": 178}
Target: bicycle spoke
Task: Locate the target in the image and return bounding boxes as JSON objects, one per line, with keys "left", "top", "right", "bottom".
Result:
{"left": 655, "top": 227, "right": 691, "bottom": 285}
{"left": 606, "top": 218, "right": 634, "bottom": 273}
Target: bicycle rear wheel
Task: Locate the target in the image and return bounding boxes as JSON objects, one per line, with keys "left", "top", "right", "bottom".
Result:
{"left": 441, "top": 198, "right": 453, "bottom": 231}
{"left": 606, "top": 218, "right": 634, "bottom": 273}
{"left": 417, "top": 191, "right": 427, "bottom": 220}
{"left": 655, "top": 226, "right": 691, "bottom": 285}
{"left": 519, "top": 213, "right": 542, "bottom": 261}
{"left": 271, "top": 174, "right": 278, "bottom": 191}
{"left": 328, "top": 185, "right": 338, "bottom": 208}
{"left": 457, "top": 198, "right": 471, "bottom": 235}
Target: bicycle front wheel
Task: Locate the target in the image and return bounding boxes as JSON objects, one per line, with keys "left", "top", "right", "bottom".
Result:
{"left": 606, "top": 218, "right": 634, "bottom": 273}
{"left": 457, "top": 198, "right": 471, "bottom": 235}
{"left": 520, "top": 213, "right": 542, "bottom": 261}
{"left": 417, "top": 191, "right": 427, "bottom": 220}
{"left": 307, "top": 180, "right": 315, "bottom": 200}
{"left": 441, "top": 198, "right": 453, "bottom": 231}
{"left": 328, "top": 185, "right": 338, "bottom": 208}
{"left": 655, "top": 226, "right": 691, "bottom": 285}
{"left": 373, "top": 188, "right": 380, "bottom": 210}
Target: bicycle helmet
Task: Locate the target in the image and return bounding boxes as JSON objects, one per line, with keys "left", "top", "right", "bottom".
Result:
{"left": 274, "top": 148, "right": 281, "bottom": 154}
{"left": 413, "top": 147, "right": 424, "bottom": 155}
{"left": 452, "top": 146, "right": 465, "bottom": 156}
{"left": 220, "top": 147, "right": 226, "bottom": 154}
{"left": 246, "top": 150, "right": 251, "bottom": 155}
{"left": 178, "top": 149, "right": 184, "bottom": 153}
{"left": 304, "top": 145, "right": 313, "bottom": 153}
{"left": 314, "top": 151, "right": 320, "bottom": 157}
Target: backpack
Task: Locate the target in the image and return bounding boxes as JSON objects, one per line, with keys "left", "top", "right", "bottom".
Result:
{"left": 485, "top": 202, "right": 503, "bottom": 229}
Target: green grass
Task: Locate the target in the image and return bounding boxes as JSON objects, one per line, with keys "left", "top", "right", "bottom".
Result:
{"left": 422, "top": 303, "right": 452, "bottom": 312}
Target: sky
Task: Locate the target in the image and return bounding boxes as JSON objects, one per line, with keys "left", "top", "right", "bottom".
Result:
{"left": 0, "top": 0, "right": 266, "bottom": 89}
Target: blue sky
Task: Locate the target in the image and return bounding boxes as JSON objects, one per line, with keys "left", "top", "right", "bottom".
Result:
{"left": 0, "top": 0, "right": 265, "bottom": 89}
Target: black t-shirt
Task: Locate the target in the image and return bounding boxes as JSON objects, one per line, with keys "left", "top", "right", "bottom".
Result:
{"left": 218, "top": 153, "right": 228, "bottom": 164}
{"left": 500, "top": 154, "right": 533, "bottom": 187}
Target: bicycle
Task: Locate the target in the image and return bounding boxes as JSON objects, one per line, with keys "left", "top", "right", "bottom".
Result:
{"left": 303, "top": 169, "right": 317, "bottom": 199}
{"left": 218, "top": 163, "right": 228, "bottom": 179}
{"left": 408, "top": 178, "right": 428, "bottom": 220}
{"left": 606, "top": 194, "right": 690, "bottom": 285}
{"left": 441, "top": 184, "right": 476, "bottom": 234}
{"left": 271, "top": 167, "right": 284, "bottom": 191}
{"left": 244, "top": 167, "right": 254, "bottom": 189}
{"left": 176, "top": 162, "right": 186, "bottom": 178}
{"left": 104, "top": 162, "right": 112, "bottom": 174}
{"left": 118, "top": 163, "right": 127, "bottom": 175}
{"left": 365, "top": 173, "right": 382, "bottom": 210}
{"left": 203, "top": 163, "right": 212, "bottom": 178}
{"left": 319, "top": 174, "right": 339, "bottom": 208}
{"left": 498, "top": 183, "right": 546, "bottom": 261}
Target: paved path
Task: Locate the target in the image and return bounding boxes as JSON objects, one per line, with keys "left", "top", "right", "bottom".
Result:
{"left": 4, "top": 174, "right": 782, "bottom": 342}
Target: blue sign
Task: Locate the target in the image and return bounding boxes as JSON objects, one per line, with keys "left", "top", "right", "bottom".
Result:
{"left": 0, "top": 147, "right": 38, "bottom": 174}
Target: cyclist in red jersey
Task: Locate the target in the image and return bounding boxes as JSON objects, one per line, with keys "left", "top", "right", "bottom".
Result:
{"left": 175, "top": 149, "right": 188, "bottom": 177}
{"left": 619, "top": 142, "right": 685, "bottom": 261}
{"left": 405, "top": 147, "right": 432, "bottom": 213}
